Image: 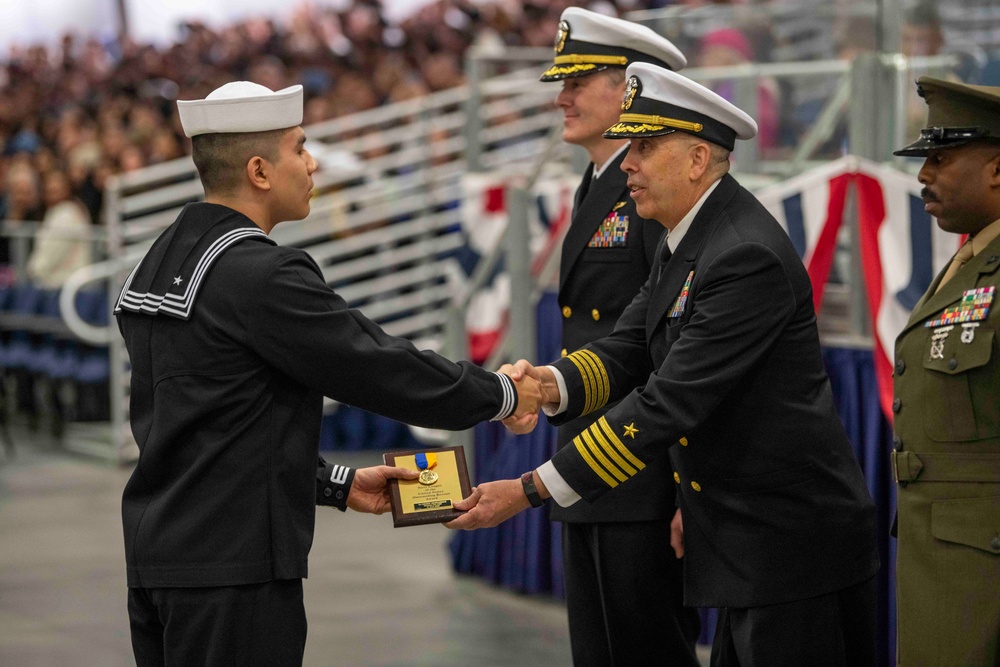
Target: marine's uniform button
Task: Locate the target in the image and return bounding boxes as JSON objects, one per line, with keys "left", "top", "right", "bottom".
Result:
{"left": 591, "top": 309, "right": 600, "bottom": 321}
{"left": 992, "top": 536, "right": 1000, "bottom": 552}
{"left": 895, "top": 359, "right": 905, "bottom": 375}
{"left": 947, "top": 358, "right": 958, "bottom": 370}
{"left": 323, "top": 487, "right": 332, "bottom": 498}
{"left": 562, "top": 306, "right": 572, "bottom": 318}
{"left": 892, "top": 398, "right": 902, "bottom": 414}
{"left": 673, "top": 472, "right": 680, "bottom": 484}
{"left": 679, "top": 437, "right": 688, "bottom": 447}
{"left": 335, "top": 490, "right": 344, "bottom": 500}
{"left": 893, "top": 436, "right": 903, "bottom": 449}
{"left": 690, "top": 481, "right": 701, "bottom": 492}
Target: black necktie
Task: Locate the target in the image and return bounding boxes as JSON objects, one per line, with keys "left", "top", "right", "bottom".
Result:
{"left": 658, "top": 241, "right": 672, "bottom": 278}
{"left": 574, "top": 165, "right": 594, "bottom": 209}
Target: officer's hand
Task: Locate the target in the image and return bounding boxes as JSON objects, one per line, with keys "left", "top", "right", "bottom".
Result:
{"left": 347, "top": 465, "right": 419, "bottom": 515}
{"left": 670, "top": 507, "right": 684, "bottom": 558}
{"left": 444, "top": 479, "right": 529, "bottom": 530}
{"left": 498, "top": 363, "right": 543, "bottom": 434}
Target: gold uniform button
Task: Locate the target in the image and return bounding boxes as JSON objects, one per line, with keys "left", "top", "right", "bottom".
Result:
{"left": 561, "top": 348, "right": 568, "bottom": 357}
{"left": 673, "top": 472, "right": 680, "bottom": 484}
{"left": 591, "top": 309, "right": 600, "bottom": 321}
{"left": 691, "top": 481, "right": 702, "bottom": 492}
{"left": 562, "top": 306, "right": 572, "bottom": 318}
{"left": 679, "top": 437, "right": 688, "bottom": 446}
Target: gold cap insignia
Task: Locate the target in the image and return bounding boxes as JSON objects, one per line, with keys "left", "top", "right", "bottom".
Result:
{"left": 555, "top": 20, "right": 570, "bottom": 54}
{"left": 622, "top": 75, "right": 640, "bottom": 111}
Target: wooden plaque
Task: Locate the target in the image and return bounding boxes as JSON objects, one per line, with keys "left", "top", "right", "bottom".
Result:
{"left": 383, "top": 446, "right": 472, "bottom": 528}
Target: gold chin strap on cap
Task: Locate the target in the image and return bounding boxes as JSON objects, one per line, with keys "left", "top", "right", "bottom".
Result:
{"left": 554, "top": 54, "right": 629, "bottom": 66}
{"left": 617, "top": 113, "right": 704, "bottom": 133}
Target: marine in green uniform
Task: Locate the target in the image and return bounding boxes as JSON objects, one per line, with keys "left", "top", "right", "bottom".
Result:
{"left": 892, "top": 76, "right": 1000, "bottom": 667}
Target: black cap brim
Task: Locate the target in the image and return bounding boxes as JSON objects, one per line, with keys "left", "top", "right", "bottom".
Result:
{"left": 893, "top": 135, "right": 977, "bottom": 157}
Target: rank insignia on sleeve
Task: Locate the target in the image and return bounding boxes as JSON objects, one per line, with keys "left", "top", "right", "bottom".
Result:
{"left": 588, "top": 211, "right": 630, "bottom": 248}
{"left": 668, "top": 271, "right": 694, "bottom": 318}
{"left": 925, "top": 286, "right": 995, "bottom": 328}
{"left": 622, "top": 422, "right": 639, "bottom": 439}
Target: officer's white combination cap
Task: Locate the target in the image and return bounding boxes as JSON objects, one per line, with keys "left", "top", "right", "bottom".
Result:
{"left": 540, "top": 7, "right": 686, "bottom": 81}
{"left": 604, "top": 63, "right": 757, "bottom": 151}
{"left": 177, "top": 81, "right": 304, "bottom": 138}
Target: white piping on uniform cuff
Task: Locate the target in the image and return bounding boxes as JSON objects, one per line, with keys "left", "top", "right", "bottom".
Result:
{"left": 491, "top": 372, "right": 516, "bottom": 421}
{"left": 536, "top": 460, "right": 581, "bottom": 507}
{"left": 542, "top": 365, "right": 568, "bottom": 416}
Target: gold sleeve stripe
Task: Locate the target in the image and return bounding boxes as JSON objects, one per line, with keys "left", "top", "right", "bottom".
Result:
{"left": 597, "top": 417, "right": 645, "bottom": 470}
{"left": 589, "top": 422, "right": 637, "bottom": 477}
{"left": 578, "top": 350, "right": 610, "bottom": 409}
{"left": 617, "top": 113, "right": 704, "bottom": 133}
{"left": 581, "top": 429, "right": 628, "bottom": 482}
{"left": 554, "top": 54, "right": 628, "bottom": 66}
{"left": 566, "top": 351, "right": 599, "bottom": 415}
{"left": 573, "top": 436, "right": 619, "bottom": 488}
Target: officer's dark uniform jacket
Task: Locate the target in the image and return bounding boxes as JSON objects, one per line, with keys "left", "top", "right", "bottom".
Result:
{"left": 547, "top": 175, "right": 879, "bottom": 607}
{"left": 555, "top": 151, "right": 670, "bottom": 522}
{"left": 115, "top": 203, "right": 517, "bottom": 589}
{"left": 892, "top": 231, "right": 1000, "bottom": 666}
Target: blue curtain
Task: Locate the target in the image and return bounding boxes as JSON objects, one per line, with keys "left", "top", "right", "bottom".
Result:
{"left": 318, "top": 405, "right": 423, "bottom": 452}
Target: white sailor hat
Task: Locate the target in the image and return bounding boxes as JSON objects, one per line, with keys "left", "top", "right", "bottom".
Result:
{"left": 540, "top": 7, "right": 686, "bottom": 82}
{"left": 603, "top": 63, "right": 757, "bottom": 151}
{"left": 177, "top": 81, "right": 304, "bottom": 138}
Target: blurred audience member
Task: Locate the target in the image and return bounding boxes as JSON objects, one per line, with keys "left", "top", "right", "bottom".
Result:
{"left": 698, "top": 27, "right": 781, "bottom": 153}
{"left": 0, "top": 161, "right": 43, "bottom": 282}
{"left": 26, "top": 169, "right": 93, "bottom": 289}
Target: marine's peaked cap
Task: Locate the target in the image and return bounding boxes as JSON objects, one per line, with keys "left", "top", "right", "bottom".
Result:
{"left": 894, "top": 76, "right": 1000, "bottom": 157}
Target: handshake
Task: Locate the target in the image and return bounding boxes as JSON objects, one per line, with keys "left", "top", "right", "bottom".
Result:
{"left": 499, "top": 360, "right": 561, "bottom": 435}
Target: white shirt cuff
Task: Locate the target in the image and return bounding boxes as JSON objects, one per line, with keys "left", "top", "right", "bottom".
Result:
{"left": 542, "top": 365, "right": 568, "bottom": 416}
{"left": 536, "top": 460, "right": 581, "bottom": 507}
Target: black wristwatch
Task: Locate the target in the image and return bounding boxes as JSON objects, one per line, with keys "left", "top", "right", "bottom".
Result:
{"left": 520, "top": 471, "right": 544, "bottom": 508}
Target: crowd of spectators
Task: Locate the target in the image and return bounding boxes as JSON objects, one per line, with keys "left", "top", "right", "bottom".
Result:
{"left": 0, "top": 0, "right": 653, "bottom": 235}
{"left": 0, "top": 0, "right": 965, "bottom": 240}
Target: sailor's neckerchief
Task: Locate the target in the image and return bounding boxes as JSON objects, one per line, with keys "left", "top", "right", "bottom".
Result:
{"left": 116, "top": 202, "right": 275, "bottom": 320}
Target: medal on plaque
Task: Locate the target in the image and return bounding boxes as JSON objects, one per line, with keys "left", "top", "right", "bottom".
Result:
{"left": 416, "top": 452, "right": 439, "bottom": 485}
{"left": 383, "top": 446, "right": 472, "bottom": 527}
